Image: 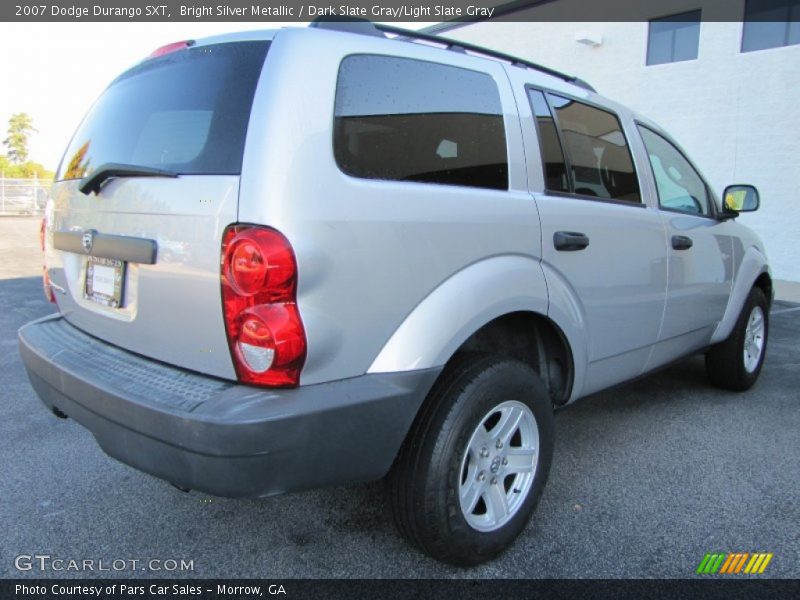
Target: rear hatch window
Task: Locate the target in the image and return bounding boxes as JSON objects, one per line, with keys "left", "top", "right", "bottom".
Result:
{"left": 56, "top": 41, "right": 269, "bottom": 181}
{"left": 47, "top": 40, "right": 269, "bottom": 380}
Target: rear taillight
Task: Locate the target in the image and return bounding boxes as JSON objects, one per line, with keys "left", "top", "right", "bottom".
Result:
{"left": 221, "top": 225, "right": 306, "bottom": 387}
{"left": 40, "top": 217, "right": 55, "bottom": 304}
{"left": 42, "top": 268, "right": 56, "bottom": 304}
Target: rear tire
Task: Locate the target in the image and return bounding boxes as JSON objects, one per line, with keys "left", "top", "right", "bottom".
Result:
{"left": 387, "top": 354, "right": 554, "bottom": 566}
{"left": 706, "top": 287, "right": 769, "bottom": 391}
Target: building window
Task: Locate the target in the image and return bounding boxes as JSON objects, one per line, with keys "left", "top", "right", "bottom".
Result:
{"left": 646, "top": 10, "right": 702, "bottom": 65}
{"left": 741, "top": 0, "right": 800, "bottom": 52}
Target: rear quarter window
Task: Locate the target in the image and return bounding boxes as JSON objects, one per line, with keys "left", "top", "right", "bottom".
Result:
{"left": 333, "top": 55, "right": 508, "bottom": 191}
{"left": 57, "top": 41, "right": 269, "bottom": 181}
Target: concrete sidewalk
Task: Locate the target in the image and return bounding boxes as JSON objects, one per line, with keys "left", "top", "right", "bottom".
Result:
{"left": 775, "top": 279, "right": 800, "bottom": 303}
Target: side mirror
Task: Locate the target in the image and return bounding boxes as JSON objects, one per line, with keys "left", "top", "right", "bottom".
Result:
{"left": 723, "top": 184, "right": 760, "bottom": 213}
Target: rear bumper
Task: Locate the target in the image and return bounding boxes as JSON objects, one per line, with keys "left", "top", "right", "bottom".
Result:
{"left": 18, "top": 315, "right": 439, "bottom": 498}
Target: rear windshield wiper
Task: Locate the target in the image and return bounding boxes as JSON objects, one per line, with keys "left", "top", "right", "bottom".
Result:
{"left": 79, "top": 163, "right": 178, "bottom": 195}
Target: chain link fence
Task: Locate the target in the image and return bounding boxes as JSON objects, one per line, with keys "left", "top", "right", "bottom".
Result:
{"left": 0, "top": 178, "right": 52, "bottom": 215}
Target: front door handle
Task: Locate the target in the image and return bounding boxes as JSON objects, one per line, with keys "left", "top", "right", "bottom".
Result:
{"left": 554, "top": 231, "right": 590, "bottom": 251}
{"left": 672, "top": 235, "right": 693, "bottom": 250}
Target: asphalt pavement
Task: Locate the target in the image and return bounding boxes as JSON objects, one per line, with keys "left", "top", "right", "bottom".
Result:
{"left": 1, "top": 217, "right": 797, "bottom": 578}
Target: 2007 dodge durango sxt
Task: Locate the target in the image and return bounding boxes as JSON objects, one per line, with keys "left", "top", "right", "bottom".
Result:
{"left": 19, "top": 21, "right": 771, "bottom": 565}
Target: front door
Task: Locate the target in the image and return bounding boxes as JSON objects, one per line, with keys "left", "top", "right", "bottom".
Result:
{"left": 635, "top": 125, "right": 733, "bottom": 366}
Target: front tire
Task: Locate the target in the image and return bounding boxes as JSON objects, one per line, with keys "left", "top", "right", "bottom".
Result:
{"left": 706, "top": 287, "right": 769, "bottom": 391}
{"left": 387, "top": 355, "right": 554, "bottom": 566}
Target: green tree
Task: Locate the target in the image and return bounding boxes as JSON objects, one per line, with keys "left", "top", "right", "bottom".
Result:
{"left": 0, "top": 154, "right": 54, "bottom": 180}
{"left": 3, "top": 112, "right": 37, "bottom": 164}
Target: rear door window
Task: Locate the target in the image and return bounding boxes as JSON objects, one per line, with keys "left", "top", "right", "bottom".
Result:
{"left": 528, "top": 89, "right": 569, "bottom": 193}
{"left": 57, "top": 41, "right": 269, "bottom": 181}
{"left": 540, "top": 94, "right": 641, "bottom": 203}
{"left": 334, "top": 55, "right": 508, "bottom": 191}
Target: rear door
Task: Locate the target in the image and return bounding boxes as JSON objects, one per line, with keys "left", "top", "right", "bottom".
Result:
{"left": 45, "top": 39, "right": 270, "bottom": 379}
{"left": 522, "top": 89, "right": 669, "bottom": 396}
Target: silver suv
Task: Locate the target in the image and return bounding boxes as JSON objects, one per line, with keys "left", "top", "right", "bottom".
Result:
{"left": 19, "top": 22, "right": 771, "bottom": 566}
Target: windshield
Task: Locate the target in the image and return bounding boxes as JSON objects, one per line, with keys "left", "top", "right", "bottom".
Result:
{"left": 56, "top": 41, "right": 269, "bottom": 181}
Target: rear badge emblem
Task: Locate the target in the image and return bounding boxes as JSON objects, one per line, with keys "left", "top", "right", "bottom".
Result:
{"left": 82, "top": 231, "right": 94, "bottom": 254}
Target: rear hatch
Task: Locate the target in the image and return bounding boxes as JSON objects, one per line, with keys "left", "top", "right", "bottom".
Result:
{"left": 45, "top": 39, "right": 270, "bottom": 380}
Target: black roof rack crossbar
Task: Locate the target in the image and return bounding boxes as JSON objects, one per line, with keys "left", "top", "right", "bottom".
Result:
{"left": 309, "top": 18, "right": 595, "bottom": 93}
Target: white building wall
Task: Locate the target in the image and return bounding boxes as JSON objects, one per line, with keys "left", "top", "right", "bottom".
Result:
{"left": 447, "top": 12, "right": 800, "bottom": 281}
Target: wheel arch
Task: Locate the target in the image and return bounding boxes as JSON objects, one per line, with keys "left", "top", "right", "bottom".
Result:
{"left": 753, "top": 271, "right": 773, "bottom": 306}
{"left": 448, "top": 311, "right": 575, "bottom": 406}
{"left": 711, "top": 246, "right": 771, "bottom": 345}
{"left": 367, "top": 255, "right": 577, "bottom": 405}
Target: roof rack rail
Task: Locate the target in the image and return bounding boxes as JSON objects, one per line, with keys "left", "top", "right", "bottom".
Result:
{"left": 308, "top": 16, "right": 385, "bottom": 37}
{"left": 376, "top": 24, "right": 596, "bottom": 92}
{"left": 308, "top": 18, "right": 595, "bottom": 93}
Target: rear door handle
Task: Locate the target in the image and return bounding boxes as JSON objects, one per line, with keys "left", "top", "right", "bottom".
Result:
{"left": 672, "top": 235, "right": 693, "bottom": 250}
{"left": 554, "top": 231, "right": 590, "bottom": 251}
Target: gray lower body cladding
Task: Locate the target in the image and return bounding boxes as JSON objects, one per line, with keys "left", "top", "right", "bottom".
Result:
{"left": 18, "top": 315, "right": 440, "bottom": 498}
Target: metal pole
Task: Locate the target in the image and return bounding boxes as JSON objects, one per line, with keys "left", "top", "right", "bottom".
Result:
{"left": 1, "top": 171, "right": 4, "bottom": 213}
